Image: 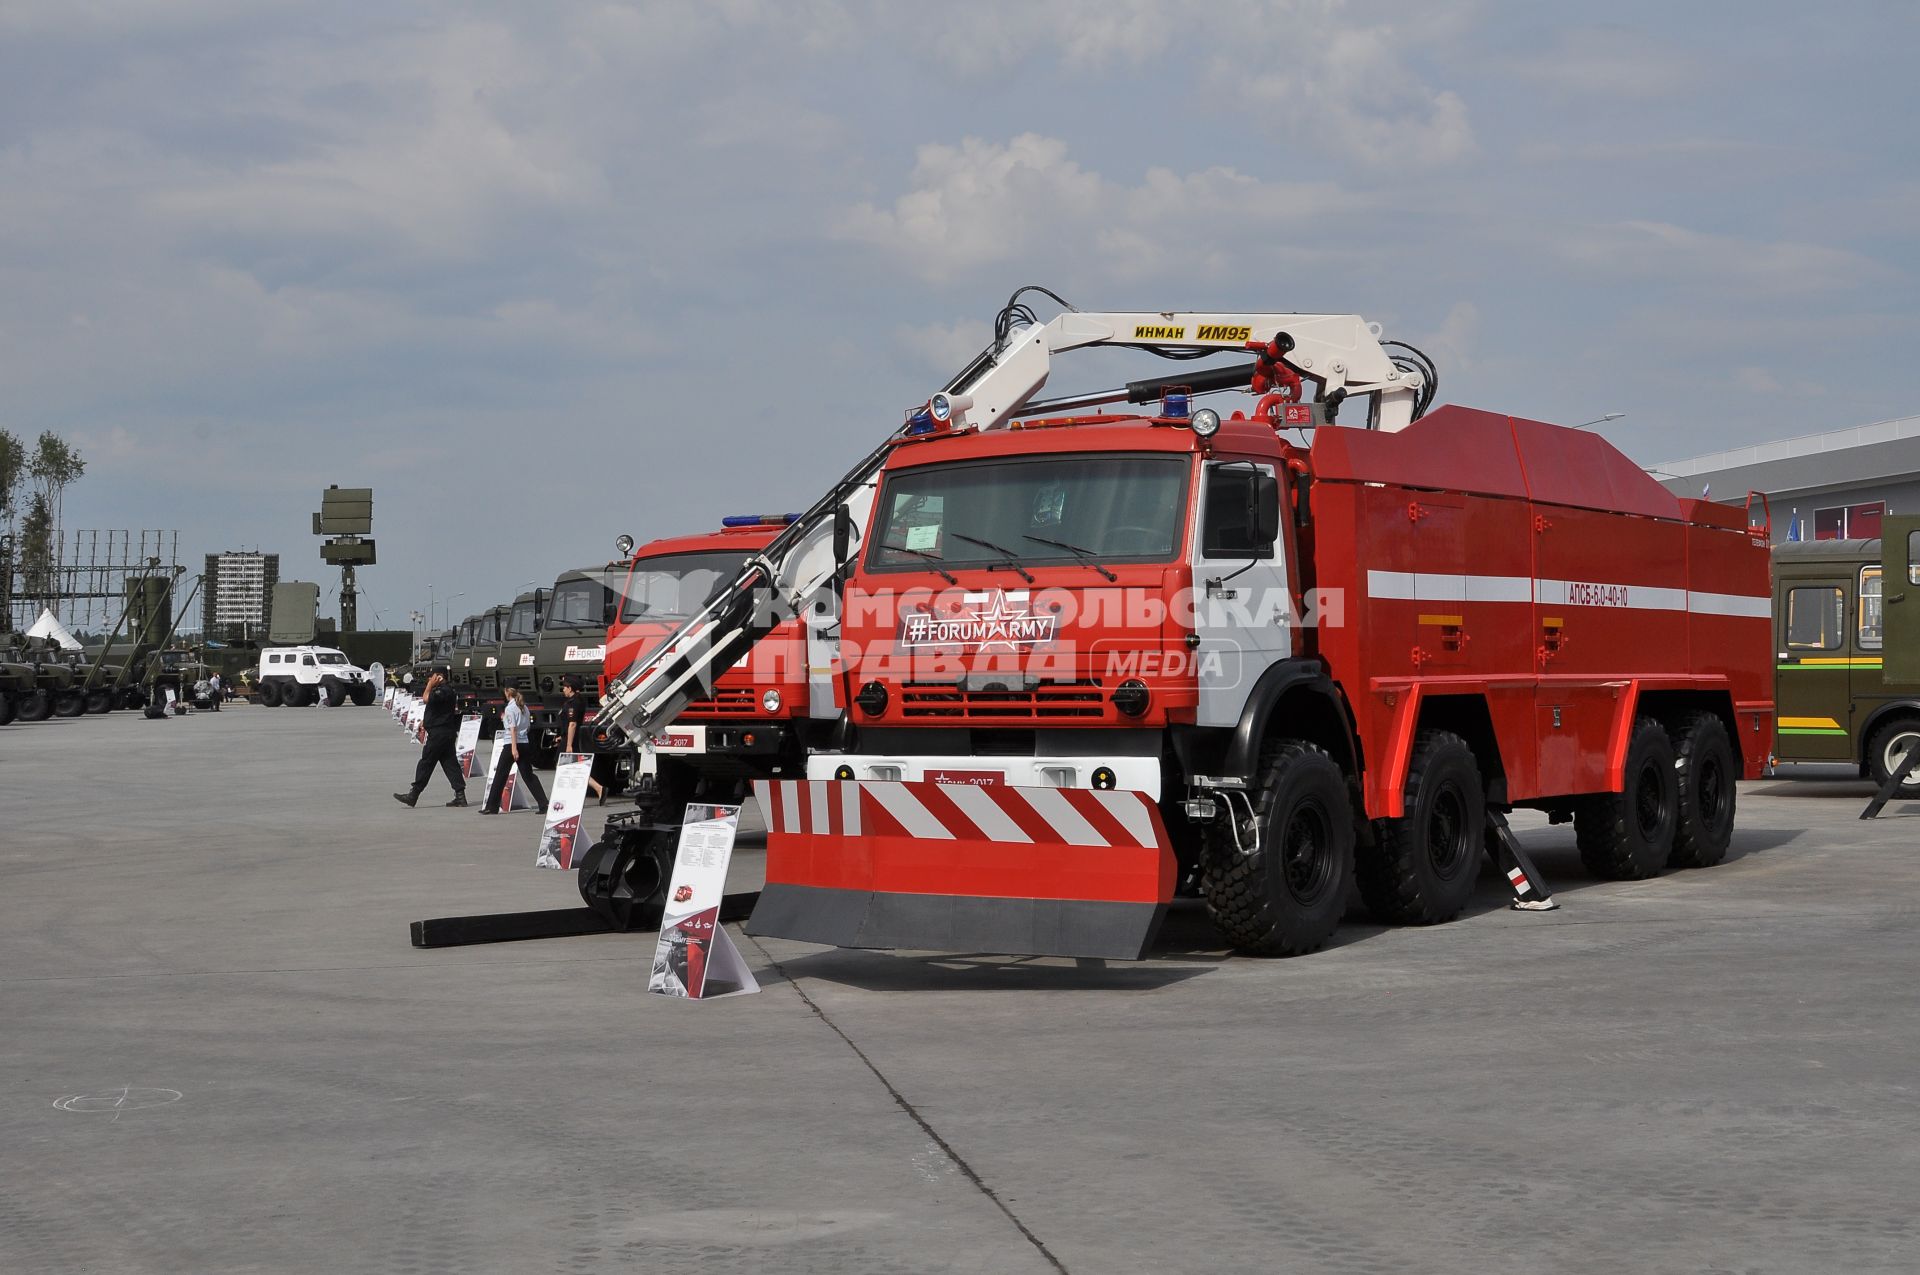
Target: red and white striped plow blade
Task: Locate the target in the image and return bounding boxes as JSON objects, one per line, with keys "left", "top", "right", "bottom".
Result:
{"left": 747, "top": 778, "right": 1177, "bottom": 960}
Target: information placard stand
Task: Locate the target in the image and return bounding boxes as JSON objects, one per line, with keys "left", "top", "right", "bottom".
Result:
{"left": 535, "top": 753, "right": 596, "bottom": 870}
{"left": 454, "top": 715, "right": 483, "bottom": 778}
{"left": 647, "top": 804, "right": 759, "bottom": 1001}
{"left": 483, "top": 736, "right": 537, "bottom": 811}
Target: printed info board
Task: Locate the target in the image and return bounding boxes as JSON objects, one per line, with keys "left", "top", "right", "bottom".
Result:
{"left": 454, "top": 714, "right": 483, "bottom": 778}
{"left": 535, "top": 753, "right": 595, "bottom": 870}
{"left": 647, "top": 804, "right": 758, "bottom": 1001}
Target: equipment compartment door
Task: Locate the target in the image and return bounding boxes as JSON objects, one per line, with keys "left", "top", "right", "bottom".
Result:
{"left": 1192, "top": 461, "right": 1291, "bottom": 727}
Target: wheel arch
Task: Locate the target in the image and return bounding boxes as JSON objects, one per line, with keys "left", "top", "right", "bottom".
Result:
{"left": 1223, "top": 659, "right": 1362, "bottom": 782}
{"left": 1856, "top": 700, "right": 1920, "bottom": 770}
{"left": 1411, "top": 694, "right": 1507, "bottom": 805}
{"left": 1635, "top": 688, "right": 1741, "bottom": 767}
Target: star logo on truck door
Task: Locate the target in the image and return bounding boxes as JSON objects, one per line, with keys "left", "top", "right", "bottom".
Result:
{"left": 898, "top": 590, "right": 1058, "bottom": 651}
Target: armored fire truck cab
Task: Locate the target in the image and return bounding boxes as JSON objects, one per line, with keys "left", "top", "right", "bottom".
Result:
{"left": 1773, "top": 518, "right": 1920, "bottom": 792}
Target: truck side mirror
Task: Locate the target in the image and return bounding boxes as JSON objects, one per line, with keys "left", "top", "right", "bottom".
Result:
{"left": 832, "top": 503, "right": 853, "bottom": 568}
{"left": 1251, "top": 473, "right": 1281, "bottom": 547}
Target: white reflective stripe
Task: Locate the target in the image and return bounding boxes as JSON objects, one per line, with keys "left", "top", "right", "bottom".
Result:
{"left": 1689, "top": 591, "right": 1771, "bottom": 618}
{"left": 1466, "top": 575, "right": 1533, "bottom": 603}
{"left": 778, "top": 779, "right": 802, "bottom": 834}
{"left": 1018, "top": 786, "right": 1107, "bottom": 847}
{"left": 941, "top": 782, "right": 1033, "bottom": 843}
{"left": 808, "top": 781, "right": 832, "bottom": 834}
{"left": 840, "top": 780, "right": 862, "bottom": 836}
{"left": 1536, "top": 578, "right": 1566, "bottom": 605}
{"left": 868, "top": 782, "right": 955, "bottom": 839}
{"left": 1367, "top": 569, "right": 1416, "bottom": 599}
{"left": 1096, "top": 790, "right": 1159, "bottom": 849}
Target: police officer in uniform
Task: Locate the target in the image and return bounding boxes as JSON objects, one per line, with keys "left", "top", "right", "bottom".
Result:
{"left": 394, "top": 667, "right": 468, "bottom": 807}
{"left": 558, "top": 676, "right": 607, "bottom": 806}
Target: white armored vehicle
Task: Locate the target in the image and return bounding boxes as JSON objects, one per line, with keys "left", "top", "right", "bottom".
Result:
{"left": 256, "top": 645, "right": 377, "bottom": 707}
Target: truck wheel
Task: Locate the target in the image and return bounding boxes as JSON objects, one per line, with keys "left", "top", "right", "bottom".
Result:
{"left": 1576, "top": 716, "right": 1678, "bottom": 880}
{"left": 53, "top": 689, "right": 85, "bottom": 718}
{"left": 259, "top": 681, "right": 282, "bottom": 707}
{"left": 1358, "top": 729, "right": 1485, "bottom": 924}
{"left": 324, "top": 682, "right": 346, "bottom": 707}
{"left": 291, "top": 684, "right": 315, "bottom": 707}
{"left": 83, "top": 689, "right": 114, "bottom": 715}
{"left": 351, "top": 683, "right": 376, "bottom": 707}
{"left": 1866, "top": 718, "right": 1920, "bottom": 795}
{"left": 18, "top": 689, "right": 52, "bottom": 722}
{"left": 120, "top": 687, "right": 147, "bottom": 711}
{"left": 1669, "top": 712, "right": 1736, "bottom": 868}
{"left": 0, "top": 692, "right": 14, "bottom": 726}
{"left": 577, "top": 830, "right": 674, "bottom": 930}
{"left": 1200, "top": 740, "right": 1353, "bottom": 956}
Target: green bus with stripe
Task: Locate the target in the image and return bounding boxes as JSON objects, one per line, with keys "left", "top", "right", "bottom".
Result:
{"left": 1774, "top": 518, "right": 1920, "bottom": 789}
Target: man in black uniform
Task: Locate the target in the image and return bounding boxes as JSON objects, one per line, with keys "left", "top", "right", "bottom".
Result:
{"left": 394, "top": 667, "right": 468, "bottom": 807}
{"left": 559, "top": 676, "right": 607, "bottom": 805}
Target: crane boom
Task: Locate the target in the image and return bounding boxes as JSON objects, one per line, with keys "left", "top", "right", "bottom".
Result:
{"left": 594, "top": 301, "right": 1425, "bottom": 742}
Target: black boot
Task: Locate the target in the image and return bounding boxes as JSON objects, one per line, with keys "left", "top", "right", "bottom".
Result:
{"left": 446, "top": 794, "right": 469, "bottom": 807}
{"left": 393, "top": 791, "right": 419, "bottom": 808}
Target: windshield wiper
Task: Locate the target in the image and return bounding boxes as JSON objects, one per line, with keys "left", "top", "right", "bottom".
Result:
{"left": 879, "top": 540, "right": 959, "bottom": 585}
{"left": 1022, "top": 534, "right": 1118, "bottom": 582}
{"left": 948, "top": 533, "right": 1036, "bottom": 583}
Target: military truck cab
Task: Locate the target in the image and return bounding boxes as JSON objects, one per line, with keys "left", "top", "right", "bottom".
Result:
{"left": 496, "top": 590, "right": 546, "bottom": 698}
{"left": 1774, "top": 516, "right": 1920, "bottom": 791}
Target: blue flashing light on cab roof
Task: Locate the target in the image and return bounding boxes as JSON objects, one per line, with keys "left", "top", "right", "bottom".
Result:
{"left": 721, "top": 514, "right": 802, "bottom": 527}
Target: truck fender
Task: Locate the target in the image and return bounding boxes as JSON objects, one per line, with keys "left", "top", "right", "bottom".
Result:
{"left": 1222, "top": 659, "right": 1360, "bottom": 783}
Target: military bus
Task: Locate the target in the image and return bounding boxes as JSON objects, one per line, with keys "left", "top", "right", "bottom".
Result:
{"left": 1773, "top": 516, "right": 1920, "bottom": 792}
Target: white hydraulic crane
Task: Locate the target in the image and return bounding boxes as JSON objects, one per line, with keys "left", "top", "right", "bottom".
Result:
{"left": 594, "top": 291, "right": 1434, "bottom": 743}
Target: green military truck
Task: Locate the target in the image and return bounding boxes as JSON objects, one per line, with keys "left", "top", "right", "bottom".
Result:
{"left": 496, "top": 589, "right": 546, "bottom": 699}
{"left": 526, "top": 566, "right": 619, "bottom": 766}
{"left": 1774, "top": 516, "right": 1920, "bottom": 792}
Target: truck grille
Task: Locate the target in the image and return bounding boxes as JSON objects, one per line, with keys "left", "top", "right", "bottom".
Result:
{"left": 900, "top": 680, "right": 1105, "bottom": 719}
{"left": 684, "top": 687, "right": 759, "bottom": 716}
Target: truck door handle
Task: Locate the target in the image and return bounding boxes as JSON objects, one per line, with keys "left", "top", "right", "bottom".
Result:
{"left": 1890, "top": 593, "right": 1906, "bottom": 604}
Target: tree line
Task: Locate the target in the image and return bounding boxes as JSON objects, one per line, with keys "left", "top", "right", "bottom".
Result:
{"left": 0, "top": 429, "right": 88, "bottom": 616}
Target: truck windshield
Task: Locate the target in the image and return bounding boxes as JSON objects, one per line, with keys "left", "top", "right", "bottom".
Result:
{"left": 315, "top": 652, "right": 347, "bottom": 665}
{"left": 479, "top": 614, "right": 501, "bottom": 643}
{"left": 867, "top": 454, "right": 1189, "bottom": 572}
{"left": 545, "top": 578, "right": 607, "bottom": 628}
{"left": 620, "top": 552, "right": 750, "bottom": 622}
{"left": 506, "top": 602, "right": 537, "bottom": 639}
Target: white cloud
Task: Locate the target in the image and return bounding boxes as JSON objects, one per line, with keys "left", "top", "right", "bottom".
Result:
{"left": 1558, "top": 220, "right": 1886, "bottom": 295}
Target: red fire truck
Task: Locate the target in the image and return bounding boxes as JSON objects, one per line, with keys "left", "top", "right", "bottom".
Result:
{"left": 595, "top": 294, "right": 1774, "bottom": 959}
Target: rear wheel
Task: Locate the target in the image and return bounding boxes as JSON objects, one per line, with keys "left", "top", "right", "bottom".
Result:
{"left": 1866, "top": 718, "right": 1920, "bottom": 795}
{"left": 0, "top": 692, "right": 14, "bottom": 726}
{"left": 289, "top": 683, "right": 314, "bottom": 707}
{"left": 84, "top": 688, "right": 114, "bottom": 715}
{"left": 1358, "top": 729, "right": 1486, "bottom": 924}
{"left": 1669, "top": 712, "right": 1736, "bottom": 868}
{"left": 1576, "top": 716, "right": 1678, "bottom": 880}
{"left": 119, "top": 687, "right": 148, "bottom": 711}
{"left": 18, "top": 689, "right": 52, "bottom": 722}
{"left": 53, "top": 689, "right": 85, "bottom": 718}
{"left": 1201, "top": 740, "right": 1354, "bottom": 956}
{"left": 259, "top": 680, "right": 282, "bottom": 707}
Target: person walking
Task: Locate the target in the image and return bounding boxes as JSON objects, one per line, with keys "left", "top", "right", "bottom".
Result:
{"left": 558, "top": 676, "right": 607, "bottom": 805}
{"left": 480, "top": 686, "right": 548, "bottom": 815}
{"left": 394, "top": 667, "right": 467, "bottom": 808}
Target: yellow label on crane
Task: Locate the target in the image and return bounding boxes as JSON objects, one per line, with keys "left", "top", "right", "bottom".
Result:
{"left": 1134, "top": 324, "right": 1186, "bottom": 340}
{"left": 1196, "top": 324, "right": 1252, "bottom": 342}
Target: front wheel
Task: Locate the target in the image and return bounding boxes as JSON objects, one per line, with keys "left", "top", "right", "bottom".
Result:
{"left": 119, "top": 687, "right": 148, "bottom": 711}
{"left": 83, "top": 688, "right": 114, "bottom": 715}
{"left": 1576, "top": 716, "right": 1678, "bottom": 880}
{"left": 0, "top": 692, "right": 15, "bottom": 727}
{"left": 17, "top": 689, "right": 52, "bottom": 722}
{"left": 52, "top": 689, "right": 85, "bottom": 718}
{"left": 351, "top": 683, "right": 376, "bottom": 707}
{"left": 1201, "top": 740, "right": 1354, "bottom": 956}
{"left": 323, "top": 682, "right": 346, "bottom": 707}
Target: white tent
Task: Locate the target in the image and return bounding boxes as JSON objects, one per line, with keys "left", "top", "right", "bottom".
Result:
{"left": 26, "top": 608, "right": 82, "bottom": 651}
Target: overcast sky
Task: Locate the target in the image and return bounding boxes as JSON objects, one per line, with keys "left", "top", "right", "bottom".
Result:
{"left": 4, "top": 0, "right": 1916, "bottom": 631}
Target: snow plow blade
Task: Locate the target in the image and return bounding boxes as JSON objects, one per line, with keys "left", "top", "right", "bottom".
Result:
{"left": 747, "top": 779, "right": 1176, "bottom": 960}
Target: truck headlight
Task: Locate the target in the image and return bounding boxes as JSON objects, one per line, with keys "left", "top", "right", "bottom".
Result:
{"left": 762, "top": 688, "right": 782, "bottom": 713}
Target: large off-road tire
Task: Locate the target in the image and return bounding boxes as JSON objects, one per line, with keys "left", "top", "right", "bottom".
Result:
{"left": 323, "top": 681, "right": 347, "bottom": 708}
{"left": 119, "top": 687, "right": 147, "bottom": 711}
{"left": 1576, "top": 716, "right": 1678, "bottom": 880}
{"left": 0, "top": 692, "right": 15, "bottom": 727}
{"left": 1865, "top": 717, "right": 1920, "bottom": 796}
{"left": 83, "top": 688, "right": 114, "bottom": 715}
{"left": 18, "top": 689, "right": 52, "bottom": 722}
{"left": 577, "top": 829, "right": 675, "bottom": 930}
{"left": 1358, "top": 729, "right": 1486, "bottom": 924}
{"left": 288, "top": 683, "right": 314, "bottom": 707}
{"left": 52, "top": 689, "right": 85, "bottom": 718}
{"left": 1201, "top": 740, "right": 1354, "bottom": 956}
{"left": 1669, "top": 712, "right": 1736, "bottom": 868}
{"left": 351, "top": 683, "right": 376, "bottom": 707}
